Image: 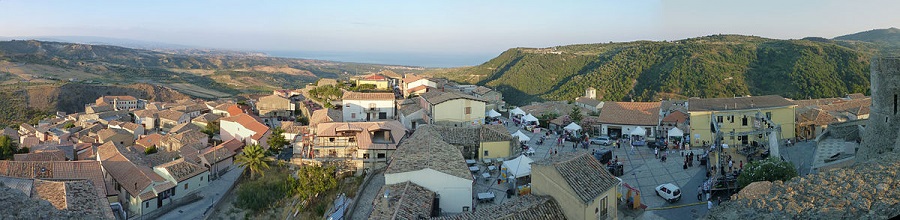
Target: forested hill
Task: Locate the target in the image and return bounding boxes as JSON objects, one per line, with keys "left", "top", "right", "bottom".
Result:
{"left": 835, "top": 27, "right": 900, "bottom": 56}
{"left": 433, "top": 34, "right": 885, "bottom": 105}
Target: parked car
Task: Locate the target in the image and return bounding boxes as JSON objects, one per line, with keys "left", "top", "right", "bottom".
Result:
{"left": 590, "top": 136, "right": 612, "bottom": 145}
{"left": 631, "top": 140, "right": 646, "bottom": 146}
{"left": 655, "top": 183, "right": 682, "bottom": 203}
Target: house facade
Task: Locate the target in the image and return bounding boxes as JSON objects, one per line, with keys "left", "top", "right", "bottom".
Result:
{"left": 96, "top": 96, "right": 140, "bottom": 110}
{"left": 309, "top": 121, "right": 407, "bottom": 173}
{"left": 341, "top": 92, "right": 396, "bottom": 122}
{"left": 257, "top": 95, "right": 294, "bottom": 118}
{"left": 355, "top": 74, "right": 391, "bottom": 89}
{"left": 220, "top": 113, "right": 271, "bottom": 148}
{"left": 688, "top": 95, "right": 797, "bottom": 147}
{"left": 420, "top": 91, "right": 486, "bottom": 127}
{"left": 597, "top": 102, "right": 661, "bottom": 139}
{"left": 532, "top": 152, "right": 621, "bottom": 220}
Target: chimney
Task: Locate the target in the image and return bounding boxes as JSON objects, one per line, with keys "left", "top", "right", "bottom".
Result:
{"left": 134, "top": 182, "right": 137, "bottom": 190}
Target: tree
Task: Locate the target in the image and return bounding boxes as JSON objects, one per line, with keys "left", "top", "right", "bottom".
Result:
{"left": 737, "top": 157, "right": 798, "bottom": 188}
{"left": 201, "top": 120, "right": 220, "bottom": 139}
{"left": 267, "top": 127, "right": 289, "bottom": 155}
{"left": 294, "top": 164, "right": 338, "bottom": 202}
{"left": 570, "top": 106, "right": 583, "bottom": 123}
{"left": 0, "top": 135, "right": 18, "bottom": 160}
{"left": 144, "top": 145, "right": 158, "bottom": 154}
{"left": 235, "top": 144, "right": 272, "bottom": 179}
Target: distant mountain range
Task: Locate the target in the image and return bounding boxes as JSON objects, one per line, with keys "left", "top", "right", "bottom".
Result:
{"left": 430, "top": 28, "right": 900, "bottom": 105}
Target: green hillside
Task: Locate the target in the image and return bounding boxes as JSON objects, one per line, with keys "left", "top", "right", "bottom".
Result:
{"left": 835, "top": 27, "right": 900, "bottom": 56}
{"left": 435, "top": 34, "right": 877, "bottom": 105}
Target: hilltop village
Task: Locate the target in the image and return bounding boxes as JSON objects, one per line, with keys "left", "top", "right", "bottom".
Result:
{"left": 0, "top": 58, "right": 894, "bottom": 220}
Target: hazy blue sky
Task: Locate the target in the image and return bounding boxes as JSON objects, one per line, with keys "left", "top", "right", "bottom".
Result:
{"left": 1, "top": 0, "right": 898, "bottom": 66}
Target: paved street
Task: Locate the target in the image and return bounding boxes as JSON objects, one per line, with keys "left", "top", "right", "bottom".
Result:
{"left": 498, "top": 117, "right": 711, "bottom": 219}
{"left": 158, "top": 167, "right": 244, "bottom": 220}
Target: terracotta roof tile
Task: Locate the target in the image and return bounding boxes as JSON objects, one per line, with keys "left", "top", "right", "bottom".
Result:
{"left": 14, "top": 150, "right": 67, "bottom": 161}
{"left": 575, "top": 97, "right": 601, "bottom": 107}
{"left": 436, "top": 195, "right": 566, "bottom": 220}
{"left": 157, "top": 110, "right": 186, "bottom": 122}
{"left": 368, "top": 181, "right": 435, "bottom": 220}
{"left": 310, "top": 108, "right": 343, "bottom": 127}
{"left": 661, "top": 111, "right": 689, "bottom": 123}
{"left": 420, "top": 90, "right": 485, "bottom": 105}
{"left": 532, "top": 152, "right": 619, "bottom": 204}
{"left": 598, "top": 102, "right": 660, "bottom": 126}
{"left": 385, "top": 125, "right": 472, "bottom": 180}
{"left": 200, "top": 142, "right": 236, "bottom": 165}
{"left": 97, "top": 142, "right": 165, "bottom": 197}
{"left": 221, "top": 113, "right": 269, "bottom": 140}
{"left": 156, "top": 158, "right": 206, "bottom": 182}
{"left": 0, "top": 160, "right": 108, "bottom": 198}
{"left": 688, "top": 95, "right": 794, "bottom": 111}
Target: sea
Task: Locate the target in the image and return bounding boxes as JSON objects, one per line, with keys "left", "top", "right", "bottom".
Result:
{"left": 262, "top": 50, "right": 496, "bottom": 68}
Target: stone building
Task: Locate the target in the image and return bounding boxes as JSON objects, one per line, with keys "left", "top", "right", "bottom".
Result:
{"left": 859, "top": 57, "right": 900, "bottom": 161}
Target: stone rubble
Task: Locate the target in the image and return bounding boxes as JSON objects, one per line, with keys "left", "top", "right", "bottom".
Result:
{"left": 707, "top": 152, "right": 900, "bottom": 220}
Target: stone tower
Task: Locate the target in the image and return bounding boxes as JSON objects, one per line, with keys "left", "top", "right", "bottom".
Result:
{"left": 585, "top": 87, "right": 597, "bottom": 99}
{"left": 859, "top": 57, "right": 900, "bottom": 161}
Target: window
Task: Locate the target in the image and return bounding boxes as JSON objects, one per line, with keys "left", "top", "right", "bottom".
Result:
{"left": 351, "top": 113, "right": 356, "bottom": 119}
{"left": 145, "top": 202, "right": 149, "bottom": 208}
{"left": 201, "top": 176, "right": 203, "bottom": 181}
{"left": 765, "top": 112, "right": 772, "bottom": 120}
{"left": 484, "top": 150, "right": 489, "bottom": 157}
{"left": 894, "top": 94, "right": 897, "bottom": 115}
{"left": 377, "top": 153, "right": 386, "bottom": 159}
{"left": 184, "top": 184, "right": 188, "bottom": 190}
{"left": 728, "top": 115, "right": 734, "bottom": 123}
{"left": 716, "top": 116, "right": 723, "bottom": 123}
{"left": 379, "top": 112, "right": 387, "bottom": 119}
{"left": 363, "top": 153, "right": 370, "bottom": 159}
{"left": 465, "top": 107, "right": 471, "bottom": 114}
{"left": 599, "top": 197, "right": 608, "bottom": 217}
{"left": 741, "top": 116, "right": 748, "bottom": 126}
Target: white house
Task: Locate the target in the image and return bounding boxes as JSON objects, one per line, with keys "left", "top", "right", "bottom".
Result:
{"left": 152, "top": 158, "right": 209, "bottom": 201}
{"left": 341, "top": 91, "right": 396, "bottom": 122}
{"left": 383, "top": 125, "right": 473, "bottom": 213}
{"left": 598, "top": 102, "right": 661, "bottom": 139}
{"left": 220, "top": 113, "right": 271, "bottom": 148}
{"left": 402, "top": 76, "right": 439, "bottom": 97}
{"left": 420, "top": 90, "right": 487, "bottom": 127}
{"left": 398, "top": 98, "right": 426, "bottom": 130}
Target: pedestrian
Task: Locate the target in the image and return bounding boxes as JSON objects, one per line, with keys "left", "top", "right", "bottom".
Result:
{"left": 708, "top": 199, "right": 713, "bottom": 210}
{"left": 718, "top": 197, "right": 723, "bottom": 205}
{"left": 697, "top": 186, "right": 703, "bottom": 201}
{"left": 654, "top": 148, "right": 658, "bottom": 159}
{"left": 740, "top": 160, "right": 744, "bottom": 170}
{"left": 729, "top": 160, "right": 733, "bottom": 170}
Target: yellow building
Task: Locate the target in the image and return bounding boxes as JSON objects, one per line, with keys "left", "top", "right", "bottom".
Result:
{"left": 355, "top": 74, "right": 391, "bottom": 90}
{"left": 532, "top": 152, "right": 621, "bottom": 220}
{"left": 432, "top": 124, "right": 517, "bottom": 160}
{"left": 688, "top": 95, "right": 797, "bottom": 147}
{"left": 420, "top": 91, "right": 487, "bottom": 127}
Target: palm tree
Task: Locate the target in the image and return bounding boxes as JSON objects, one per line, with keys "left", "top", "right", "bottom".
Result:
{"left": 235, "top": 144, "right": 272, "bottom": 179}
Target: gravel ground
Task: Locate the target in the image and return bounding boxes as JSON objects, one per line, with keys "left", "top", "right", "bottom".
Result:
{"left": 707, "top": 151, "right": 900, "bottom": 219}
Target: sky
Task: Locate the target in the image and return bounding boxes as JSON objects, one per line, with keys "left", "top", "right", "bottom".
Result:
{"left": 1, "top": 0, "right": 899, "bottom": 67}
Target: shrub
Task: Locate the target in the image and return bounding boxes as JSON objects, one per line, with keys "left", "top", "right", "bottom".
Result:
{"left": 737, "top": 157, "right": 798, "bottom": 188}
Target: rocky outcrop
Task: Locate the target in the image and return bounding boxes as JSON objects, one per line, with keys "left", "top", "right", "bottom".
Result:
{"left": 707, "top": 152, "right": 900, "bottom": 219}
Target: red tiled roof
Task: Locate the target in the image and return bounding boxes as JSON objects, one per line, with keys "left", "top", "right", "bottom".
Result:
{"left": 217, "top": 139, "right": 245, "bottom": 153}
{"left": 97, "top": 142, "right": 165, "bottom": 198}
{"left": 221, "top": 113, "right": 269, "bottom": 140}
{"left": 0, "top": 160, "right": 108, "bottom": 198}
{"left": 14, "top": 151, "right": 67, "bottom": 162}
{"left": 363, "top": 74, "right": 388, "bottom": 81}
{"left": 598, "top": 102, "right": 661, "bottom": 126}
{"left": 661, "top": 111, "right": 689, "bottom": 123}
{"left": 226, "top": 105, "right": 252, "bottom": 117}
{"left": 135, "top": 134, "right": 164, "bottom": 151}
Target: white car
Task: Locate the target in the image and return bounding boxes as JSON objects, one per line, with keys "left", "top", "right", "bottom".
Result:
{"left": 655, "top": 183, "right": 682, "bottom": 203}
{"left": 590, "top": 136, "right": 612, "bottom": 145}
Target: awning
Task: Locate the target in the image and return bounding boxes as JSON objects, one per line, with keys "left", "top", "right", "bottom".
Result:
{"left": 630, "top": 127, "right": 647, "bottom": 136}
{"left": 512, "top": 130, "right": 531, "bottom": 142}
{"left": 486, "top": 109, "right": 502, "bottom": 118}
{"left": 564, "top": 122, "right": 582, "bottom": 131}
{"left": 522, "top": 114, "right": 540, "bottom": 124}
{"left": 667, "top": 127, "right": 684, "bottom": 137}
{"left": 501, "top": 155, "right": 534, "bottom": 178}
{"left": 510, "top": 107, "right": 526, "bottom": 116}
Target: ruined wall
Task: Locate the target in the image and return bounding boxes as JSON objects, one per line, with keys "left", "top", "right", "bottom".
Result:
{"left": 858, "top": 57, "right": 900, "bottom": 161}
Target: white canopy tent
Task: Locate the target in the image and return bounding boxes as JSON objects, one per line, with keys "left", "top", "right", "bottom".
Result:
{"left": 510, "top": 107, "right": 527, "bottom": 116}
{"left": 502, "top": 155, "right": 534, "bottom": 178}
{"left": 667, "top": 127, "right": 684, "bottom": 137}
{"left": 630, "top": 127, "right": 647, "bottom": 136}
{"left": 512, "top": 130, "right": 531, "bottom": 142}
{"left": 564, "top": 122, "right": 582, "bottom": 131}
{"left": 486, "top": 109, "right": 502, "bottom": 118}
{"left": 522, "top": 114, "right": 540, "bottom": 125}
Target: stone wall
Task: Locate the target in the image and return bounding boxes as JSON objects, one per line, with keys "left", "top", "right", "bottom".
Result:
{"left": 858, "top": 57, "right": 900, "bottom": 161}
